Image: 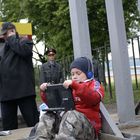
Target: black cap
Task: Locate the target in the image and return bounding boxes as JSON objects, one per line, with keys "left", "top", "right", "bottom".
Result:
{"left": 45, "top": 48, "right": 56, "bottom": 55}
{"left": 0, "top": 22, "right": 15, "bottom": 35}
{"left": 70, "top": 57, "right": 92, "bottom": 78}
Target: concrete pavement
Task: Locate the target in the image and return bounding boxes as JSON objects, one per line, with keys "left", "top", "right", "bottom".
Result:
{"left": 0, "top": 104, "right": 140, "bottom": 140}
{"left": 0, "top": 113, "right": 140, "bottom": 140}
{"left": 0, "top": 127, "right": 32, "bottom": 140}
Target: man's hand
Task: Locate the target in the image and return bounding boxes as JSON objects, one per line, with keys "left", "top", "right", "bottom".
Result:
{"left": 6, "top": 29, "right": 16, "bottom": 37}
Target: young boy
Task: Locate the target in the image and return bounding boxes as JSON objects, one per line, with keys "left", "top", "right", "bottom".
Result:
{"left": 37, "top": 57, "right": 104, "bottom": 140}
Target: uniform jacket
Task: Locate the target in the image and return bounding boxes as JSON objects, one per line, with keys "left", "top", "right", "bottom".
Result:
{"left": 0, "top": 35, "right": 35, "bottom": 101}
{"left": 40, "top": 79, "right": 104, "bottom": 135}
{"left": 40, "top": 61, "right": 64, "bottom": 84}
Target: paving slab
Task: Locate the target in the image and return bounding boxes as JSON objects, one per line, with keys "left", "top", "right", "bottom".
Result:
{"left": 0, "top": 104, "right": 140, "bottom": 140}
{"left": 121, "top": 126, "right": 140, "bottom": 135}
{"left": 0, "top": 127, "right": 32, "bottom": 140}
{"left": 110, "top": 113, "right": 140, "bottom": 136}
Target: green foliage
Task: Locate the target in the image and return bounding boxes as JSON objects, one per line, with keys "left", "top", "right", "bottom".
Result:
{"left": 34, "top": 65, "right": 40, "bottom": 87}
{"left": 0, "top": 0, "right": 26, "bottom": 21}
{"left": 24, "top": 0, "right": 73, "bottom": 60}
{"left": 0, "top": 0, "right": 140, "bottom": 62}
{"left": 103, "top": 78, "right": 140, "bottom": 104}
{"left": 123, "top": 0, "right": 140, "bottom": 37}
{"left": 103, "top": 87, "right": 140, "bottom": 105}
{"left": 87, "top": 0, "right": 109, "bottom": 48}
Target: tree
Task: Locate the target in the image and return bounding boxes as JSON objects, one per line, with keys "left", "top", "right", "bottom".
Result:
{"left": 0, "top": 0, "right": 140, "bottom": 63}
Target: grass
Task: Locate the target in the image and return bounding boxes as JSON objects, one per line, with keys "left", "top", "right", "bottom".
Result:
{"left": 35, "top": 87, "right": 140, "bottom": 106}
{"left": 103, "top": 78, "right": 140, "bottom": 105}
{"left": 103, "top": 88, "right": 140, "bottom": 105}
{"left": 35, "top": 86, "right": 42, "bottom": 103}
{"left": 35, "top": 80, "right": 140, "bottom": 105}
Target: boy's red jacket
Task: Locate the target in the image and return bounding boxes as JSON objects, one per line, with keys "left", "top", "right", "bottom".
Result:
{"left": 40, "top": 79, "right": 104, "bottom": 135}
{"left": 70, "top": 79, "right": 104, "bottom": 135}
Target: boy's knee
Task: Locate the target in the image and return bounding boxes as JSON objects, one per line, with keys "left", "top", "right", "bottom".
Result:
{"left": 62, "top": 110, "right": 89, "bottom": 125}
{"left": 58, "top": 110, "right": 95, "bottom": 140}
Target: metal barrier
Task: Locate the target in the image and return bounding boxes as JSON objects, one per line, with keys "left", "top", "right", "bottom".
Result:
{"left": 33, "top": 36, "right": 140, "bottom": 100}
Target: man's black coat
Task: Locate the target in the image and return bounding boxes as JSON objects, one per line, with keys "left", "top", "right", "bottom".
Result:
{"left": 0, "top": 35, "right": 35, "bottom": 101}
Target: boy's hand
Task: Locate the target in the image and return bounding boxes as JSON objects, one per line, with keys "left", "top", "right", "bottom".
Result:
{"left": 63, "top": 80, "right": 72, "bottom": 89}
{"left": 40, "top": 83, "right": 48, "bottom": 91}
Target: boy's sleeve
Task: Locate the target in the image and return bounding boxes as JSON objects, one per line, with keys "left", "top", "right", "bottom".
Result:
{"left": 40, "top": 90, "right": 47, "bottom": 104}
{"left": 71, "top": 81, "right": 104, "bottom": 106}
{"left": 93, "top": 81, "right": 104, "bottom": 100}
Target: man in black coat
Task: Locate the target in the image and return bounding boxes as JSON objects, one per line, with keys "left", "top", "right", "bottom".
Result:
{"left": 0, "top": 22, "right": 39, "bottom": 130}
